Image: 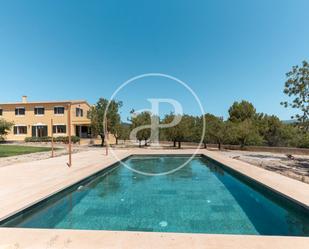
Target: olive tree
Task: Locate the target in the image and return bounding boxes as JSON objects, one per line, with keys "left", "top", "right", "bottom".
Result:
{"left": 163, "top": 114, "right": 195, "bottom": 148}
{"left": 0, "top": 119, "right": 13, "bottom": 141}
{"left": 281, "top": 60, "right": 309, "bottom": 131}
{"left": 114, "top": 123, "right": 131, "bottom": 144}
{"left": 228, "top": 119, "right": 263, "bottom": 148}
{"left": 130, "top": 111, "right": 151, "bottom": 147}
{"left": 88, "top": 98, "right": 122, "bottom": 146}
{"left": 204, "top": 114, "right": 227, "bottom": 150}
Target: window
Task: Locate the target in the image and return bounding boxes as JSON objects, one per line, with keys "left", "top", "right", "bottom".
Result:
{"left": 0, "top": 109, "right": 2, "bottom": 116}
{"left": 14, "top": 126, "right": 27, "bottom": 135}
{"left": 15, "top": 107, "right": 25, "bottom": 116}
{"left": 54, "top": 107, "right": 65, "bottom": 115}
{"left": 53, "top": 125, "right": 66, "bottom": 134}
{"left": 76, "top": 107, "right": 83, "bottom": 117}
{"left": 34, "top": 107, "right": 45, "bottom": 115}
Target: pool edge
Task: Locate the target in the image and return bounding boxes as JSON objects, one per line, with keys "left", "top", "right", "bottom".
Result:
{"left": 0, "top": 149, "right": 308, "bottom": 249}
{"left": 0, "top": 227, "right": 308, "bottom": 249}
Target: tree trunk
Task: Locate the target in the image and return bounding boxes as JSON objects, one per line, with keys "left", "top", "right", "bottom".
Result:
{"left": 173, "top": 140, "right": 176, "bottom": 147}
{"left": 204, "top": 142, "right": 207, "bottom": 148}
{"left": 115, "top": 137, "right": 118, "bottom": 145}
{"left": 218, "top": 142, "right": 221, "bottom": 150}
{"left": 145, "top": 140, "right": 148, "bottom": 146}
{"left": 100, "top": 134, "right": 105, "bottom": 147}
{"left": 139, "top": 140, "right": 141, "bottom": 148}
{"left": 240, "top": 138, "right": 246, "bottom": 149}
{"left": 178, "top": 141, "right": 181, "bottom": 149}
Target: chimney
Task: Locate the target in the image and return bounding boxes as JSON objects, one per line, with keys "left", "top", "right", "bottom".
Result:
{"left": 22, "top": 96, "right": 28, "bottom": 103}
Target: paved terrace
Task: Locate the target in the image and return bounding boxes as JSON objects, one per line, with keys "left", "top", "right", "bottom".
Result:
{"left": 0, "top": 148, "right": 308, "bottom": 249}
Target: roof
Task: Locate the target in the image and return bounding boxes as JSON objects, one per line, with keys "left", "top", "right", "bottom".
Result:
{"left": 0, "top": 100, "right": 91, "bottom": 107}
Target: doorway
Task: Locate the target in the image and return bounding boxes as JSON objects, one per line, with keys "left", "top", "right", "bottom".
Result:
{"left": 32, "top": 125, "right": 48, "bottom": 137}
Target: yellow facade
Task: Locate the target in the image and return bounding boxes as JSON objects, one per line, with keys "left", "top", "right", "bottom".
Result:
{"left": 0, "top": 97, "right": 91, "bottom": 141}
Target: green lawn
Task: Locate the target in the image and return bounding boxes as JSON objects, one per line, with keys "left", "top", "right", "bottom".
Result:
{"left": 0, "top": 145, "right": 51, "bottom": 157}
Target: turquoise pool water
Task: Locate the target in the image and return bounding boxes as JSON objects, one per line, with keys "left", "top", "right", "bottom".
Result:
{"left": 1, "top": 155, "right": 309, "bottom": 235}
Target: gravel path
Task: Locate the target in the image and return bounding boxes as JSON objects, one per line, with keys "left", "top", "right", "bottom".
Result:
{"left": 219, "top": 150, "right": 309, "bottom": 184}
{"left": 0, "top": 145, "right": 96, "bottom": 167}
{"left": 1, "top": 144, "right": 308, "bottom": 184}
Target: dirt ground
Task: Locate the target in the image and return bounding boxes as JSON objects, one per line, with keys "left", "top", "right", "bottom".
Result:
{"left": 1, "top": 144, "right": 308, "bottom": 184}
{"left": 219, "top": 150, "right": 309, "bottom": 184}
{"left": 0, "top": 144, "right": 95, "bottom": 167}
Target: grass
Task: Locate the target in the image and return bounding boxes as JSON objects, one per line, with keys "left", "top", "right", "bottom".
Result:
{"left": 0, "top": 145, "right": 51, "bottom": 157}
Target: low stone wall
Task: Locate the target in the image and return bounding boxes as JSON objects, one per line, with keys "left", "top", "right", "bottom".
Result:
{"left": 86, "top": 139, "right": 309, "bottom": 155}
{"left": 207, "top": 144, "right": 309, "bottom": 155}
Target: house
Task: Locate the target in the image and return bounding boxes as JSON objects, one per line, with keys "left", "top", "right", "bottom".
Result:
{"left": 0, "top": 96, "right": 91, "bottom": 141}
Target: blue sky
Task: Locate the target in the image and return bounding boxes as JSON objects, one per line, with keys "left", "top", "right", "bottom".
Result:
{"left": 0, "top": 0, "right": 309, "bottom": 121}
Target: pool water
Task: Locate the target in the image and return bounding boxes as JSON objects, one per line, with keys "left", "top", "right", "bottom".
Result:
{"left": 1, "top": 155, "right": 309, "bottom": 236}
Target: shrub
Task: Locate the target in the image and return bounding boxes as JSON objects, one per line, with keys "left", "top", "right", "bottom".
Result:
{"left": 54, "top": 136, "right": 80, "bottom": 144}
{"left": 25, "top": 136, "right": 52, "bottom": 142}
{"left": 297, "top": 133, "right": 309, "bottom": 148}
{"left": 54, "top": 136, "right": 67, "bottom": 143}
{"left": 25, "top": 136, "right": 80, "bottom": 144}
{"left": 71, "top": 136, "right": 80, "bottom": 144}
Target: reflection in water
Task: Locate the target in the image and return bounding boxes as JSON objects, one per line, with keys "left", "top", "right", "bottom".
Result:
{"left": 202, "top": 158, "right": 225, "bottom": 176}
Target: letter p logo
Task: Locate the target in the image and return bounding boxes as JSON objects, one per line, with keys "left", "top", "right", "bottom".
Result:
{"left": 129, "top": 98, "right": 183, "bottom": 145}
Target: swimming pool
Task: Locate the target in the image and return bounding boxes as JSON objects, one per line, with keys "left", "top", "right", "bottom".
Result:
{"left": 1, "top": 155, "right": 308, "bottom": 236}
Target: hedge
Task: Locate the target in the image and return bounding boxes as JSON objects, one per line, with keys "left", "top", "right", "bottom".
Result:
{"left": 25, "top": 136, "right": 80, "bottom": 144}
{"left": 25, "top": 136, "right": 51, "bottom": 143}
{"left": 54, "top": 136, "right": 80, "bottom": 144}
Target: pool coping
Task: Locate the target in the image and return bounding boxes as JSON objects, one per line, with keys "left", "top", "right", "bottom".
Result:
{"left": 0, "top": 228, "right": 308, "bottom": 249}
{"left": 201, "top": 154, "right": 309, "bottom": 212}
{"left": 0, "top": 153, "right": 132, "bottom": 223}
{"left": 0, "top": 148, "right": 308, "bottom": 248}
{"left": 202, "top": 150, "right": 309, "bottom": 210}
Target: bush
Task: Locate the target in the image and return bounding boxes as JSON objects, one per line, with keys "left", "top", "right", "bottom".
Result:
{"left": 25, "top": 136, "right": 80, "bottom": 144}
{"left": 25, "top": 136, "right": 52, "bottom": 142}
{"left": 297, "top": 133, "right": 309, "bottom": 148}
{"left": 54, "top": 136, "right": 67, "bottom": 143}
{"left": 71, "top": 136, "right": 80, "bottom": 144}
{"left": 54, "top": 136, "right": 80, "bottom": 144}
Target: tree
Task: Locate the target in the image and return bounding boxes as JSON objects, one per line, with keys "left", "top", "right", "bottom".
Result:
{"left": 280, "top": 124, "right": 302, "bottom": 147}
{"left": 281, "top": 60, "right": 309, "bottom": 131}
{"left": 193, "top": 114, "right": 227, "bottom": 149}
{"left": 176, "top": 115, "right": 195, "bottom": 148}
{"left": 228, "top": 100, "right": 256, "bottom": 122}
{"left": 162, "top": 114, "right": 194, "bottom": 148}
{"left": 0, "top": 119, "right": 13, "bottom": 141}
{"left": 88, "top": 98, "right": 122, "bottom": 146}
{"left": 298, "top": 132, "right": 309, "bottom": 148}
{"left": 114, "top": 123, "right": 130, "bottom": 144}
{"left": 204, "top": 114, "right": 227, "bottom": 150}
{"left": 191, "top": 116, "right": 206, "bottom": 147}
{"left": 256, "top": 114, "right": 287, "bottom": 147}
{"left": 130, "top": 111, "right": 151, "bottom": 147}
{"left": 227, "top": 100, "right": 261, "bottom": 148}
{"left": 228, "top": 119, "right": 263, "bottom": 148}
{"left": 163, "top": 113, "right": 178, "bottom": 147}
